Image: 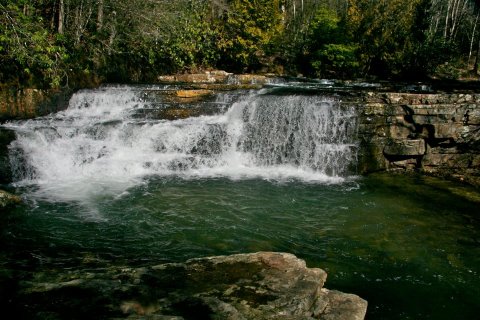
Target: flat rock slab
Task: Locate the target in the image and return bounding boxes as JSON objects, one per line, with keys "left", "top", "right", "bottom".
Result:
{"left": 14, "top": 252, "right": 367, "bottom": 319}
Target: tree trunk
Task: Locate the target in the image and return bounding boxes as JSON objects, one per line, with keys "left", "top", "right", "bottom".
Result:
{"left": 444, "top": 0, "right": 451, "bottom": 39}
{"left": 473, "top": 36, "right": 480, "bottom": 74}
{"left": 51, "top": 0, "right": 57, "bottom": 30}
{"left": 58, "top": 0, "right": 65, "bottom": 34}
{"left": 97, "top": 0, "right": 104, "bottom": 31}
{"left": 469, "top": 13, "right": 479, "bottom": 63}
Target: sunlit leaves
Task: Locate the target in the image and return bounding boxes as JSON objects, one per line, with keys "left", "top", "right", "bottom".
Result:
{"left": 216, "top": 0, "right": 284, "bottom": 71}
{"left": 0, "top": 1, "right": 67, "bottom": 87}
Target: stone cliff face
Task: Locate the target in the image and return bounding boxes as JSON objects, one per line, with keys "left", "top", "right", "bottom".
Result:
{"left": 354, "top": 93, "right": 480, "bottom": 186}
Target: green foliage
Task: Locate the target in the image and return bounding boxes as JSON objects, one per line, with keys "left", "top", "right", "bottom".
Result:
{"left": 308, "top": 8, "right": 342, "bottom": 46}
{"left": 0, "top": 2, "right": 67, "bottom": 87}
{"left": 160, "top": 6, "right": 219, "bottom": 72}
{"left": 215, "top": 0, "right": 284, "bottom": 72}
{"left": 346, "top": 0, "right": 429, "bottom": 78}
{"left": 303, "top": 7, "right": 360, "bottom": 78}
{"left": 404, "top": 38, "right": 459, "bottom": 78}
{"left": 312, "top": 44, "right": 359, "bottom": 78}
{"left": 1, "top": 0, "right": 480, "bottom": 88}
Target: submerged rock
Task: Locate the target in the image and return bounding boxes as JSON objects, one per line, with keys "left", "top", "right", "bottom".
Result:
{"left": 0, "top": 189, "right": 21, "bottom": 210}
{"left": 13, "top": 252, "right": 367, "bottom": 319}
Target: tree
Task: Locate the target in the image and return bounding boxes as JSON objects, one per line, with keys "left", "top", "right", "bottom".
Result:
{"left": 215, "top": 0, "right": 284, "bottom": 72}
{"left": 0, "top": 1, "right": 67, "bottom": 87}
{"left": 302, "top": 6, "right": 359, "bottom": 78}
{"left": 346, "top": 0, "right": 431, "bottom": 78}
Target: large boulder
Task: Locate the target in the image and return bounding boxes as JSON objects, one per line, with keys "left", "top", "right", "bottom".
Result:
{"left": 14, "top": 252, "right": 367, "bottom": 319}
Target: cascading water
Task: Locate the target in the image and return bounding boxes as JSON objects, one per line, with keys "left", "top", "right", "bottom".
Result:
{"left": 3, "top": 86, "right": 358, "bottom": 201}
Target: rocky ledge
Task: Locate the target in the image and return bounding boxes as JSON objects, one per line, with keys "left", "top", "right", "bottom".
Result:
{"left": 13, "top": 252, "right": 367, "bottom": 319}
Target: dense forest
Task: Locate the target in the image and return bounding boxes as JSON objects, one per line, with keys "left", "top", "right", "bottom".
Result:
{"left": 2, "top": 0, "right": 480, "bottom": 89}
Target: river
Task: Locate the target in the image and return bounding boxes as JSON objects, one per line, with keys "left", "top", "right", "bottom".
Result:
{"left": 1, "top": 84, "right": 479, "bottom": 319}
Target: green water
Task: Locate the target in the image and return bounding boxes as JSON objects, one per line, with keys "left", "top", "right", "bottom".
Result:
{"left": 1, "top": 173, "right": 479, "bottom": 319}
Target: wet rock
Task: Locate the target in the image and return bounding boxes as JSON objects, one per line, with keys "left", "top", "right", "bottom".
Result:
{"left": 0, "top": 128, "right": 15, "bottom": 184}
{"left": 14, "top": 252, "right": 367, "bottom": 319}
{"left": 0, "top": 88, "right": 70, "bottom": 120}
{"left": 235, "top": 74, "right": 268, "bottom": 85}
{"left": 156, "top": 71, "right": 271, "bottom": 90}
{"left": 159, "top": 108, "right": 200, "bottom": 120}
{"left": 0, "top": 189, "right": 21, "bottom": 210}
{"left": 174, "top": 89, "right": 213, "bottom": 98}
{"left": 158, "top": 71, "right": 232, "bottom": 84}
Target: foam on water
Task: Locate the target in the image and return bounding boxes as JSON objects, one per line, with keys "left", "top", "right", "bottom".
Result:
{"left": 4, "top": 86, "right": 358, "bottom": 201}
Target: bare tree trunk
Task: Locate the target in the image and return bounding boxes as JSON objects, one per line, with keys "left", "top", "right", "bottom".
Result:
{"left": 469, "top": 13, "right": 479, "bottom": 63}
{"left": 58, "top": 0, "right": 65, "bottom": 34}
{"left": 97, "top": 0, "right": 104, "bottom": 31}
{"left": 51, "top": 0, "right": 58, "bottom": 30}
{"left": 444, "top": 0, "right": 452, "bottom": 40}
{"left": 450, "top": 0, "right": 468, "bottom": 41}
{"left": 428, "top": 0, "right": 441, "bottom": 38}
{"left": 73, "top": 0, "right": 93, "bottom": 46}
{"left": 474, "top": 36, "right": 480, "bottom": 74}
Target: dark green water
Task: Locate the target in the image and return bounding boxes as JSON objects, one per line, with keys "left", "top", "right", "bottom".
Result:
{"left": 1, "top": 173, "right": 479, "bottom": 319}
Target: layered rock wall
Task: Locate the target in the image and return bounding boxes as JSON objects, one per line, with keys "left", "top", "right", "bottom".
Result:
{"left": 356, "top": 93, "right": 480, "bottom": 186}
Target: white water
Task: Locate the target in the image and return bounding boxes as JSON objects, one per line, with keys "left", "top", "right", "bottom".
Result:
{"left": 4, "top": 86, "right": 358, "bottom": 201}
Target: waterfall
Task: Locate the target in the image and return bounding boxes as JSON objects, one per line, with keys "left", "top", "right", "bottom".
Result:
{"left": 3, "top": 86, "right": 358, "bottom": 201}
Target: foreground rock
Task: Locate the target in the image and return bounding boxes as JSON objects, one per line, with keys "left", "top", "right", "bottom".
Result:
{"left": 15, "top": 252, "right": 367, "bottom": 319}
